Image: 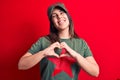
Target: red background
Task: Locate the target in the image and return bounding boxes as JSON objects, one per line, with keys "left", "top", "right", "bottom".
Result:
{"left": 0, "top": 0, "right": 120, "bottom": 80}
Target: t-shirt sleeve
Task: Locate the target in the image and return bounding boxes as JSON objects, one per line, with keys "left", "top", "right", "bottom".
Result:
{"left": 28, "top": 38, "right": 42, "bottom": 54}
{"left": 82, "top": 40, "right": 93, "bottom": 58}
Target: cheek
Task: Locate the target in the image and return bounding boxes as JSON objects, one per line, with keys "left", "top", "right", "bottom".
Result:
{"left": 66, "top": 18, "right": 70, "bottom": 25}
{"left": 52, "top": 18, "right": 58, "bottom": 24}
{"left": 65, "top": 16, "right": 69, "bottom": 24}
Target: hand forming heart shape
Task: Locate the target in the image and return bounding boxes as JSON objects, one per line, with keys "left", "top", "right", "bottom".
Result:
{"left": 43, "top": 42, "right": 71, "bottom": 58}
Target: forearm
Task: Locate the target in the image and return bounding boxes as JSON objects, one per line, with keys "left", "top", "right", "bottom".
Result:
{"left": 18, "top": 42, "right": 60, "bottom": 70}
{"left": 76, "top": 54, "right": 99, "bottom": 77}
{"left": 68, "top": 49, "right": 99, "bottom": 77}
{"left": 18, "top": 51, "right": 45, "bottom": 70}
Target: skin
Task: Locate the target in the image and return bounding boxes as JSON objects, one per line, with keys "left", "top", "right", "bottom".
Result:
{"left": 18, "top": 8, "right": 99, "bottom": 77}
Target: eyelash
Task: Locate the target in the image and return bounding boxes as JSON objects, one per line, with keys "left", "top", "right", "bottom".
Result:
{"left": 52, "top": 12, "right": 64, "bottom": 18}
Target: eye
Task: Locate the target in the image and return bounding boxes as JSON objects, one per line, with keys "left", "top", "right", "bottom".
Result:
{"left": 52, "top": 14, "right": 57, "bottom": 18}
{"left": 60, "top": 12, "right": 63, "bottom": 15}
{"left": 60, "top": 11, "right": 64, "bottom": 15}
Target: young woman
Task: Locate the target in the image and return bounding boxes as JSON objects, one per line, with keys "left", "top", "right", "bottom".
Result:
{"left": 18, "top": 3, "right": 99, "bottom": 80}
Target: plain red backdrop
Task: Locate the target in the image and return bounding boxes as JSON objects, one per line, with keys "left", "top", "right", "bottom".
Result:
{"left": 0, "top": 0, "right": 120, "bottom": 80}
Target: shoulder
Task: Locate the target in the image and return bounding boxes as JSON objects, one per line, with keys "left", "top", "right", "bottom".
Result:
{"left": 37, "top": 36, "right": 51, "bottom": 43}
{"left": 72, "top": 37, "right": 86, "bottom": 43}
{"left": 38, "top": 36, "right": 47, "bottom": 40}
{"left": 72, "top": 37, "right": 89, "bottom": 47}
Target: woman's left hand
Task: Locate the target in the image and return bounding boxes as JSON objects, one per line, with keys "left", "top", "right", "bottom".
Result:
{"left": 60, "top": 42, "right": 70, "bottom": 51}
{"left": 60, "top": 42, "right": 78, "bottom": 58}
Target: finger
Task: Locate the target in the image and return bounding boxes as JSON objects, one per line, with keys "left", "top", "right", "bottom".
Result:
{"left": 55, "top": 42, "right": 60, "bottom": 45}
{"left": 60, "top": 54, "right": 66, "bottom": 57}
{"left": 60, "top": 42, "right": 66, "bottom": 45}
{"left": 53, "top": 42, "right": 60, "bottom": 48}
{"left": 56, "top": 44, "right": 61, "bottom": 48}
{"left": 53, "top": 53, "right": 60, "bottom": 58}
{"left": 60, "top": 44, "right": 64, "bottom": 48}
{"left": 60, "top": 42, "right": 66, "bottom": 48}
{"left": 50, "top": 42, "right": 60, "bottom": 49}
{"left": 60, "top": 54, "right": 71, "bottom": 57}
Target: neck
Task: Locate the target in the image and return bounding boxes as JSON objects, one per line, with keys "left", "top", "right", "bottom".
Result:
{"left": 58, "top": 28, "right": 70, "bottom": 39}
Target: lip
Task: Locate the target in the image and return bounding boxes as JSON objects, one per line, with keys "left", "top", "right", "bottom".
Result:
{"left": 58, "top": 19, "right": 66, "bottom": 25}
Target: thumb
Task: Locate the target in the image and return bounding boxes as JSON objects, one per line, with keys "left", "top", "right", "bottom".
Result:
{"left": 53, "top": 53, "right": 60, "bottom": 58}
{"left": 60, "top": 53, "right": 71, "bottom": 57}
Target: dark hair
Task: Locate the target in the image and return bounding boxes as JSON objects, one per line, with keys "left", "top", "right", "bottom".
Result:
{"left": 46, "top": 7, "right": 79, "bottom": 43}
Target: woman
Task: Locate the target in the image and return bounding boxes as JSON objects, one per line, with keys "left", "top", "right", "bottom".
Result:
{"left": 18, "top": 2, "right": 99, "bottom": 80}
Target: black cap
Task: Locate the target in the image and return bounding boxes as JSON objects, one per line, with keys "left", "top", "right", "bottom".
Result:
{"left": 47, "top": 3, "right": 68, "bottom": 20}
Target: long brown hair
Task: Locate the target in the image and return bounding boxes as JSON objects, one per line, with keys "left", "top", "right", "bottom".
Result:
{"left": 46, "top": 7, "right": 79, "bottom": 43}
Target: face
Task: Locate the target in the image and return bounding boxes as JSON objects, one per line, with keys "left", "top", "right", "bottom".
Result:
{"left": 51, "top": 8, "right": 69, "bottom": 31}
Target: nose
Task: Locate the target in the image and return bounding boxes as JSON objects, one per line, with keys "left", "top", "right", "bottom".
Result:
{"left": 57, "top": 14, "right": 62, "bottom": 19}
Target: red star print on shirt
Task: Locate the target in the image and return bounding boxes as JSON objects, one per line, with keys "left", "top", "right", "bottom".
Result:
{"left": 47, "top": 48, "right": 76, "bottom": 78}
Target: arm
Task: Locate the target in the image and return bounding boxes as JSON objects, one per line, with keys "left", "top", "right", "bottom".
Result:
{"left": 72, "top": 51, "right": 99, "bottom": 77}
{"left": 18, "top": 42, "right": 60, "bottom": 70}
{"left": 18, "top": 51, "right": 45, "bottom": 70}
{"left": 60, "top": 42, "right": 99, "bottom": 77}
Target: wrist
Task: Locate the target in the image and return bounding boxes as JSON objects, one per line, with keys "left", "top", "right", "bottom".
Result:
{"left": 40, "top": 50, "right": 47, "bottom": 58}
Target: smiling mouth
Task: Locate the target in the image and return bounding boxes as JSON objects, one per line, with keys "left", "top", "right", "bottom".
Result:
{"left": 58, "top": 20, "right": 66, "bottom": 25}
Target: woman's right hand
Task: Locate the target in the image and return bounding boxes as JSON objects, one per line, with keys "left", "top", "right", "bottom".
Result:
{"left": 42, "top": 42, "right": 60, "bottom": 58}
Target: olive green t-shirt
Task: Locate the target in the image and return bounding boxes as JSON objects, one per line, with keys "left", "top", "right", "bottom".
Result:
{"left": 28, "top": 37, "right": 92, "bottom": 80}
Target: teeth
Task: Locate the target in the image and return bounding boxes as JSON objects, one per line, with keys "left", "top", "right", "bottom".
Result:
{"left": 58, "top": 20, "right": 65, "bottom": 24}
